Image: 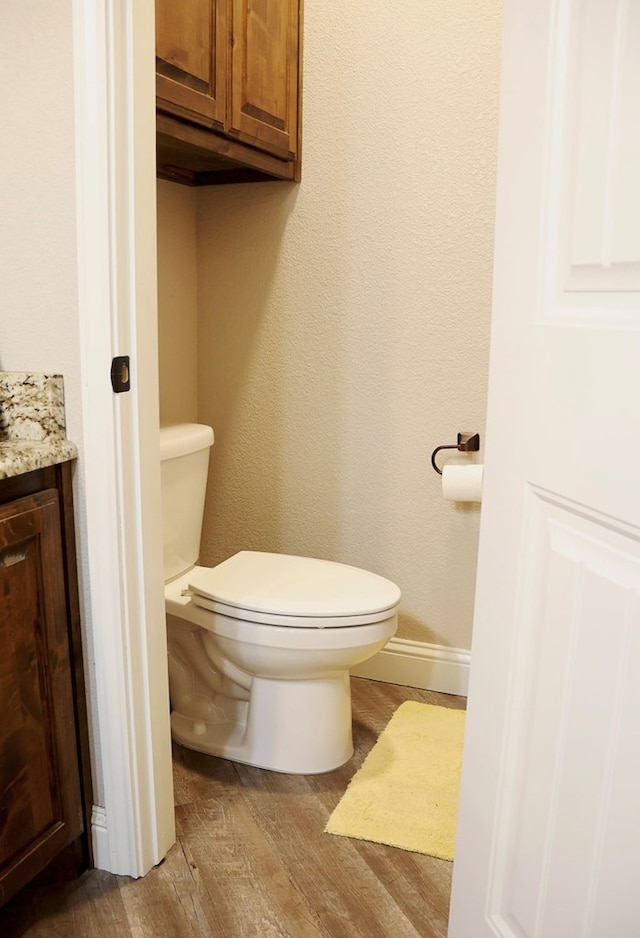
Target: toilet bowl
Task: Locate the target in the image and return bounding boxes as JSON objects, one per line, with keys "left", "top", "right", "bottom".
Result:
{"left": 161, "top": 424, "right": 400, "bottom": 774}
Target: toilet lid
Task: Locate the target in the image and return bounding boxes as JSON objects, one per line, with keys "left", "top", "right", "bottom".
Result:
{"left": 188, "top": 551, "right": 401, "bottom": 625}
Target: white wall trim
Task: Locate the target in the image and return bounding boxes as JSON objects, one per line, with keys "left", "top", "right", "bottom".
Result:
{"left": 351, "top": 638, "right": 471, "bottom": 697}
{"left": 73, "top": 0, "right": 174, "bottom": 876}
{"left": 90, "top": 807, "right": 110, "bottom": 870}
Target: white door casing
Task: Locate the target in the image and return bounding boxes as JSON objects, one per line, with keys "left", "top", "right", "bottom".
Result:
{"left": 73, "top": 0, "right": 175, "bottom": 875}
{"left": 449, "top": 1, "right": 640, "bottom": 936}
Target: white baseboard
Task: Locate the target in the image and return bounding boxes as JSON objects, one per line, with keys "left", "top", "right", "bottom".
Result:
{"left": 91, "top": 806, "right": 110, "bottom": 871}
{"left": 351, "top": 637, "right": 470, "bottom": 697}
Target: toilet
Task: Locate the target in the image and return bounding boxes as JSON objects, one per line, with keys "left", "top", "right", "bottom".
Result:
{"left": 160, "top": 423, "right": 400, "bottom": 774}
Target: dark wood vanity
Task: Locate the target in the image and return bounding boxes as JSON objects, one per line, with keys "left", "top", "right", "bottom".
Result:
{"left": 0, "top": 461, "right": 91, "bottom": 907}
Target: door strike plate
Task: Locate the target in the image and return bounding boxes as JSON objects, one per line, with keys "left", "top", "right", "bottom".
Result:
{"left": 111, "top": 356, "right": 131, "bottom": 393}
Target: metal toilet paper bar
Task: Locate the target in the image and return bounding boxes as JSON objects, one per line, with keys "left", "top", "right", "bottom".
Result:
{"left": 430, "top": 432, "right": 480, "bottom": 475}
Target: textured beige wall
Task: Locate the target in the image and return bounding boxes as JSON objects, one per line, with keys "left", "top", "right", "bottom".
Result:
{"left": 193, "top": 0, "right": 503, "bottom": 650}
{"left": 0, "top": 1, "right": 81, "bottom": 442}
{"left": 157, "top": 180, "right": 199, "bottom": 425}
{"left": 156, "top": 0, "right": 503, "bottom": 650}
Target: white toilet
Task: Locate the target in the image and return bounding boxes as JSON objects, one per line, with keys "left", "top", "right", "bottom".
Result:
{"left": 160, "top": 423, "right": 400, "bottom": 774}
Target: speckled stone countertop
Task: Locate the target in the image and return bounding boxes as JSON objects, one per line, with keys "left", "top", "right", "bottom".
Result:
{"left": 0, "top": 373, "right": 78, "bottom": 480}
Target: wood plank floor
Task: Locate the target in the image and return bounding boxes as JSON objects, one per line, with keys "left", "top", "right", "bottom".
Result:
{"left": 0, "top": 678, "right": 465, "bottom": 937}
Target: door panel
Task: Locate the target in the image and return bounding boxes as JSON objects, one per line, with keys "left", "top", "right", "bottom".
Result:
{"left": 229, "top": 0, "right": 299, "bottom": 159}
{"left": 449, "top": 1, "right": 640, "bottom": 934}
{"left": 0, "top": 491, "right": 83, "bottom": 904}
{"left": 156, "top": 0, "right": 226, "bottom": 128}
{"left": 490, "top": 492, "right": 640, "bottom": 936}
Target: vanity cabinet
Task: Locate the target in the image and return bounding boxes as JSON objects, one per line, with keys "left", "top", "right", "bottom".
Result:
{"left": 156, "top": 0, "right": 301, "bottom": 184}
{"left": 0, "top": 464, "right": 90, "bottom": 908}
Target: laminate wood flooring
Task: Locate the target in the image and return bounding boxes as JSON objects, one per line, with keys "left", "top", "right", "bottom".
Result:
{"left": 1, "top": 678, "right": 466, "bottom": 938}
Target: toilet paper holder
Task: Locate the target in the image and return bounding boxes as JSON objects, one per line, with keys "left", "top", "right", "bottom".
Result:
{"left": 431, "top": 432, "right": 480, "bottom": 475}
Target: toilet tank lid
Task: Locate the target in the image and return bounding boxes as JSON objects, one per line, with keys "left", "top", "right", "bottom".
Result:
{"left": 160, "top": 423, "right": 214, "bottom": 461}
{"left": 189, "top": 551, "right": 401, "bottom": 620}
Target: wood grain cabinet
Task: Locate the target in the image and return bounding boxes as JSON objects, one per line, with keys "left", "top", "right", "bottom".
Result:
{"left": 156, "top": 0, "right": 301, "bottom": 184}
{"left": 0, "top": 465, "right": 90, "bottom": 908}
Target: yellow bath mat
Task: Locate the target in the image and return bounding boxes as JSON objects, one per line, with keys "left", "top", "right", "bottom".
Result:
{"left": 325, "top": 701, "right": 465, "bottom": 860}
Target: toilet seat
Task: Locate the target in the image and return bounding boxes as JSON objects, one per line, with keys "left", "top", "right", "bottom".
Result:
{"left": 188, "top": 550, "right": 401, "bottom": 628}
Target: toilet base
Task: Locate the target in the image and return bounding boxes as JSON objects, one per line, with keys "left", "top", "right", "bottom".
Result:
{"left": 171, "top": 670, "right": 354, "bottom": 774}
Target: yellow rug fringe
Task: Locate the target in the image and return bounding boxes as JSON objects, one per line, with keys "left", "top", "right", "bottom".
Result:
{"left": 325, "top": 701, "right": 465, "bottom": 860}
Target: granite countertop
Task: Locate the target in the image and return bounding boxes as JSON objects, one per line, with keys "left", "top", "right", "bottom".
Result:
{"left": 0, "top": 373, "right": 78, "bottom": 480}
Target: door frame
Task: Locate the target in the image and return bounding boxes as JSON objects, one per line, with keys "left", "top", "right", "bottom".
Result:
{"left": 72, "top": 0, "right": 175, "bottom": 876}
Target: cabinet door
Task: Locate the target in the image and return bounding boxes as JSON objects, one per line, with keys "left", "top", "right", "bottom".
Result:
{"left": 0, "top": 490, "right": 83, "bottom": 905}
{"left": 229, "top": 0, "right": 299, "bottom": 160}
{"left": 156, "top": 0, "right": 227, "bottom": 129}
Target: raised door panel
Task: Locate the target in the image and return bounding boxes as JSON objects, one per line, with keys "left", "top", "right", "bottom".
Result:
{"left": 156, "top": 0, "right": 226, "bottom": 129}
{"left": 449, "top": 1, "right": 640, "bottom": 934}
{"left": 229, "top": 0, "right": 299, "bottom": 160}
{"left": 0, "top": 490, "right": 83, "bottom": 905}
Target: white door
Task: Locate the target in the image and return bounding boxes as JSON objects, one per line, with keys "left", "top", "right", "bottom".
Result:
{"left": 449, "top": 1, "right": 640, "bottom": 936}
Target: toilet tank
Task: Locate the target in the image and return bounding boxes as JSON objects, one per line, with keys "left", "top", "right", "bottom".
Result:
{"left": 160, "top": 423, "right": 214, "bottom": 582}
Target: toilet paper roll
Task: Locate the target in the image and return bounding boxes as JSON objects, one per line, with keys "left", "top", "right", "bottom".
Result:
{"left": 442, "top": 464, "right": 484, "bottom": 503}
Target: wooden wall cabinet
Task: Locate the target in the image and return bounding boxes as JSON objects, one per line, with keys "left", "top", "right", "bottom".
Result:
{"left": 156, "top": 0, "right": 227, "bottom": 133}
{"left": 156, "top": 0, "right": 302, "bottom": 185}
{"left": 0, "top": 464, "right": 90, "bottom": 908}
